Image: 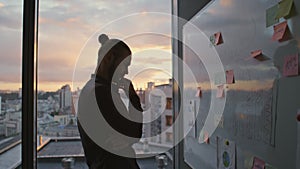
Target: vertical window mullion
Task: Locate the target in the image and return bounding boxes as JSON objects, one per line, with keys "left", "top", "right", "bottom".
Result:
{"left": 22, "top": 0, "right": 36, "bottom": 168}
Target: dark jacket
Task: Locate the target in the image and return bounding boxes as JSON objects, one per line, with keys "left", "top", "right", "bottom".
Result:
{"left": 77, "top": 77, "right": 143, "bottom": 169}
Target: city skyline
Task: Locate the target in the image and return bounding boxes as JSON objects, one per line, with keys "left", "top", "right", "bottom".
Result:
{"left": 0, "top": 0, "right": 172, "bottom": 91}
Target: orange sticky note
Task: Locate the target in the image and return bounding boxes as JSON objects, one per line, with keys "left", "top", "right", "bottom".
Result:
{"left": 199, "top": 130, "right": 210, "bottom": 144}
{"left": 214, "top": 32, "right": 223, "bottom": 45}
{"left": 283, "top": 54, "right": 298, "bottom": 77}
{"left": 195, "top": 87, "right": 202, "bottom": 97}
{"left": 203, "top": 131, "right": 209, "bottom": 144}
{"left": 226, "top": 70, "right": 235, "bottom": 84}
{"left": 210, "top": 32, "right": 223, "bottom": 46}
{"left": 252, "top": 157, "right": 265, "bottom": 169}
{"left": 251, "top": 49, "right": 262, "bottom": 58}
{"left": 216, "top": 85, "right": 224, "bottom": 98}
{"left": 272, "top": 21, "right": 290, "bottom": 41}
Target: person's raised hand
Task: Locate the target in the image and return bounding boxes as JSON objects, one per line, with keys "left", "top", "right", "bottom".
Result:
{"left": 118, "top": 78, "right": 136, "bottom": 97}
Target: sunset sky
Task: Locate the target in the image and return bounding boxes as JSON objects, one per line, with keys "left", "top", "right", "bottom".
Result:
{"left": 0, "top": 0, "right": 172, "bottom": 91}
{"left": 1, "top": 0, "right": 290, "bottom": 92}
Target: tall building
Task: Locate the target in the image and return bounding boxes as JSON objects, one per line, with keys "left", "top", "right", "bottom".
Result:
{"left": 59, "top": 85, "right": 72, "bottom": 109}
{"left": 152, "top": 82, "right": 173, "bottom": 145}
{"left": 71, "top": 87, "right": 81, "bottom": 116}
{"left": 147, "top": 82, "right": 155, "bottom": 89}
{"left": 142, "top": 80, "right": 173, "bottom": 145}
{"left": 18, "top": 88, "right": 22, "bottom": 98}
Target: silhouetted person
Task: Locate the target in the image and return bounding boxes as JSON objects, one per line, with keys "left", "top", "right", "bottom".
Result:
{"left": 77, "top": 34, "right": 143, "bottom": 169}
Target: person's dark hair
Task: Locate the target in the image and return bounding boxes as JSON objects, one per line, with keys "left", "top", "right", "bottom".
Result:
{"left": 95, "top": 34, "right": 131, "bottom": 79}
{"left": 97, "top": 34, "right": 131, "bottom": 66}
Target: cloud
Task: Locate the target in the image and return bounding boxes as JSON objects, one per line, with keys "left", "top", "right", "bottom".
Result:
{"left": 133, "top": 55, "right": 171, "bottom": 65}
{"left": 38, "top": 55, "right": 79, "bottom": 83}
{"left": 38, "top": 0, "right": 171, "bottom": 37}
{"left": 39, "top": 1, "right": 99, "bottom": 37}
{"left": 197, "top": 0, "right": 265, "bottom": 31}
{"left": 0, "top": 0, "right": 172, "bottom": 91}
{"left": 102, "top": 13, "right": 171, "bottom": 38}
{"left": 129, "top": 68, "right": 171, "bottom": 89}
{"left": 0, "top": 66, "right": 21, "bottom": 83}
{"left": 0, "top": 25, "right": 22, "bottom": 84}
{"left": 125, "top": 33, "right": 171, "bottom": 50}
{"left": 0, "top": 2, "right": 4, "bottom": 8}
{"left": 0, "top": 4, "right": 22, "bottom": 30}
{"left": 219, "top": 0, "right": 233, "bottom": 7}
{"left": 130, "top": 49, "right": 172, "bottom": 78}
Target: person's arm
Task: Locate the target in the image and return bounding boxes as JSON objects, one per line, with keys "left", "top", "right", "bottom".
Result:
{"left": 118, "top": 78, "right": 143, "bottom": 138}
{"left": 127, "top": 82, "right": 143, "bottom": 139}
{"left": 95, "top": 84, "right": 142, "bottom": 143}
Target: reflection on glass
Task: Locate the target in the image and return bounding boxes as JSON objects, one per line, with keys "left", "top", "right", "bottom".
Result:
{"left": 181, "top": 0, "right": 292, "bottom": 168}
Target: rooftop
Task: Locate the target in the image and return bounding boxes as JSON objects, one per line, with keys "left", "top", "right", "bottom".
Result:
{"left": 38, "top": 138, "right": 84, "bottom": 158}
{"left": 37, "top": 137, "right": 173, "bottom": 169}
{"left": 0, "top": 135, "right": 21, "bottom": 169}
{"left": 0, "top": 136, "right": 173, "bottom": 169}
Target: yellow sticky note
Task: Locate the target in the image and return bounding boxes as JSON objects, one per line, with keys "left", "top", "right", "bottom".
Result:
{"left": 276, "top": 0, "right": 293, "bottom": 19}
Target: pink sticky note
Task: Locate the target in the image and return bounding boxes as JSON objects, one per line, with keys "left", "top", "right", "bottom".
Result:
{"left": 216, "top": 85, "right": 224, "bottom": 98}
{"left": 251, "top": 49, "right": 262, "bottom": 58}
{"left": 214, "top": 32, "right": 223, "bottom": 45}
{"left": 272, "top": 21, "right": 288, "bottom": 41}
{"left": 226, "top": 70, "right": 235, "bottom": 84}
{"left": 252, "top": 157, "right": 265, "bottom": 169}
{"left": 283, "top": 54, "right": 298, "bottom": 76}
{"left": 203, "top": 131, "right": 209, "bottom": 144}
{"left": 195, "top": 87, "right": 202, "bottom": 97}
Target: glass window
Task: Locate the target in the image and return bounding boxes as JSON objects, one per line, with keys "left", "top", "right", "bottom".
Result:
{"left": 0, "top": 1, "right": 23, "bottom": 168}
{"left": 166, "top": 115, "right": 173, "bottom": 126}
{"left": 36, "top": 1, "right": 173, "bottom": 168}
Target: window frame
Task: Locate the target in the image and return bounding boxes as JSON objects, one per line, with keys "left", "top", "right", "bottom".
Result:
{"left": 22, "top": 0, "right": 37, "bottom": 169}
{"left": 22, "top": 1, "right": 184, "bottom": 169}
{"left": 172, "top": 1, "right": 211, "bottom": 169}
